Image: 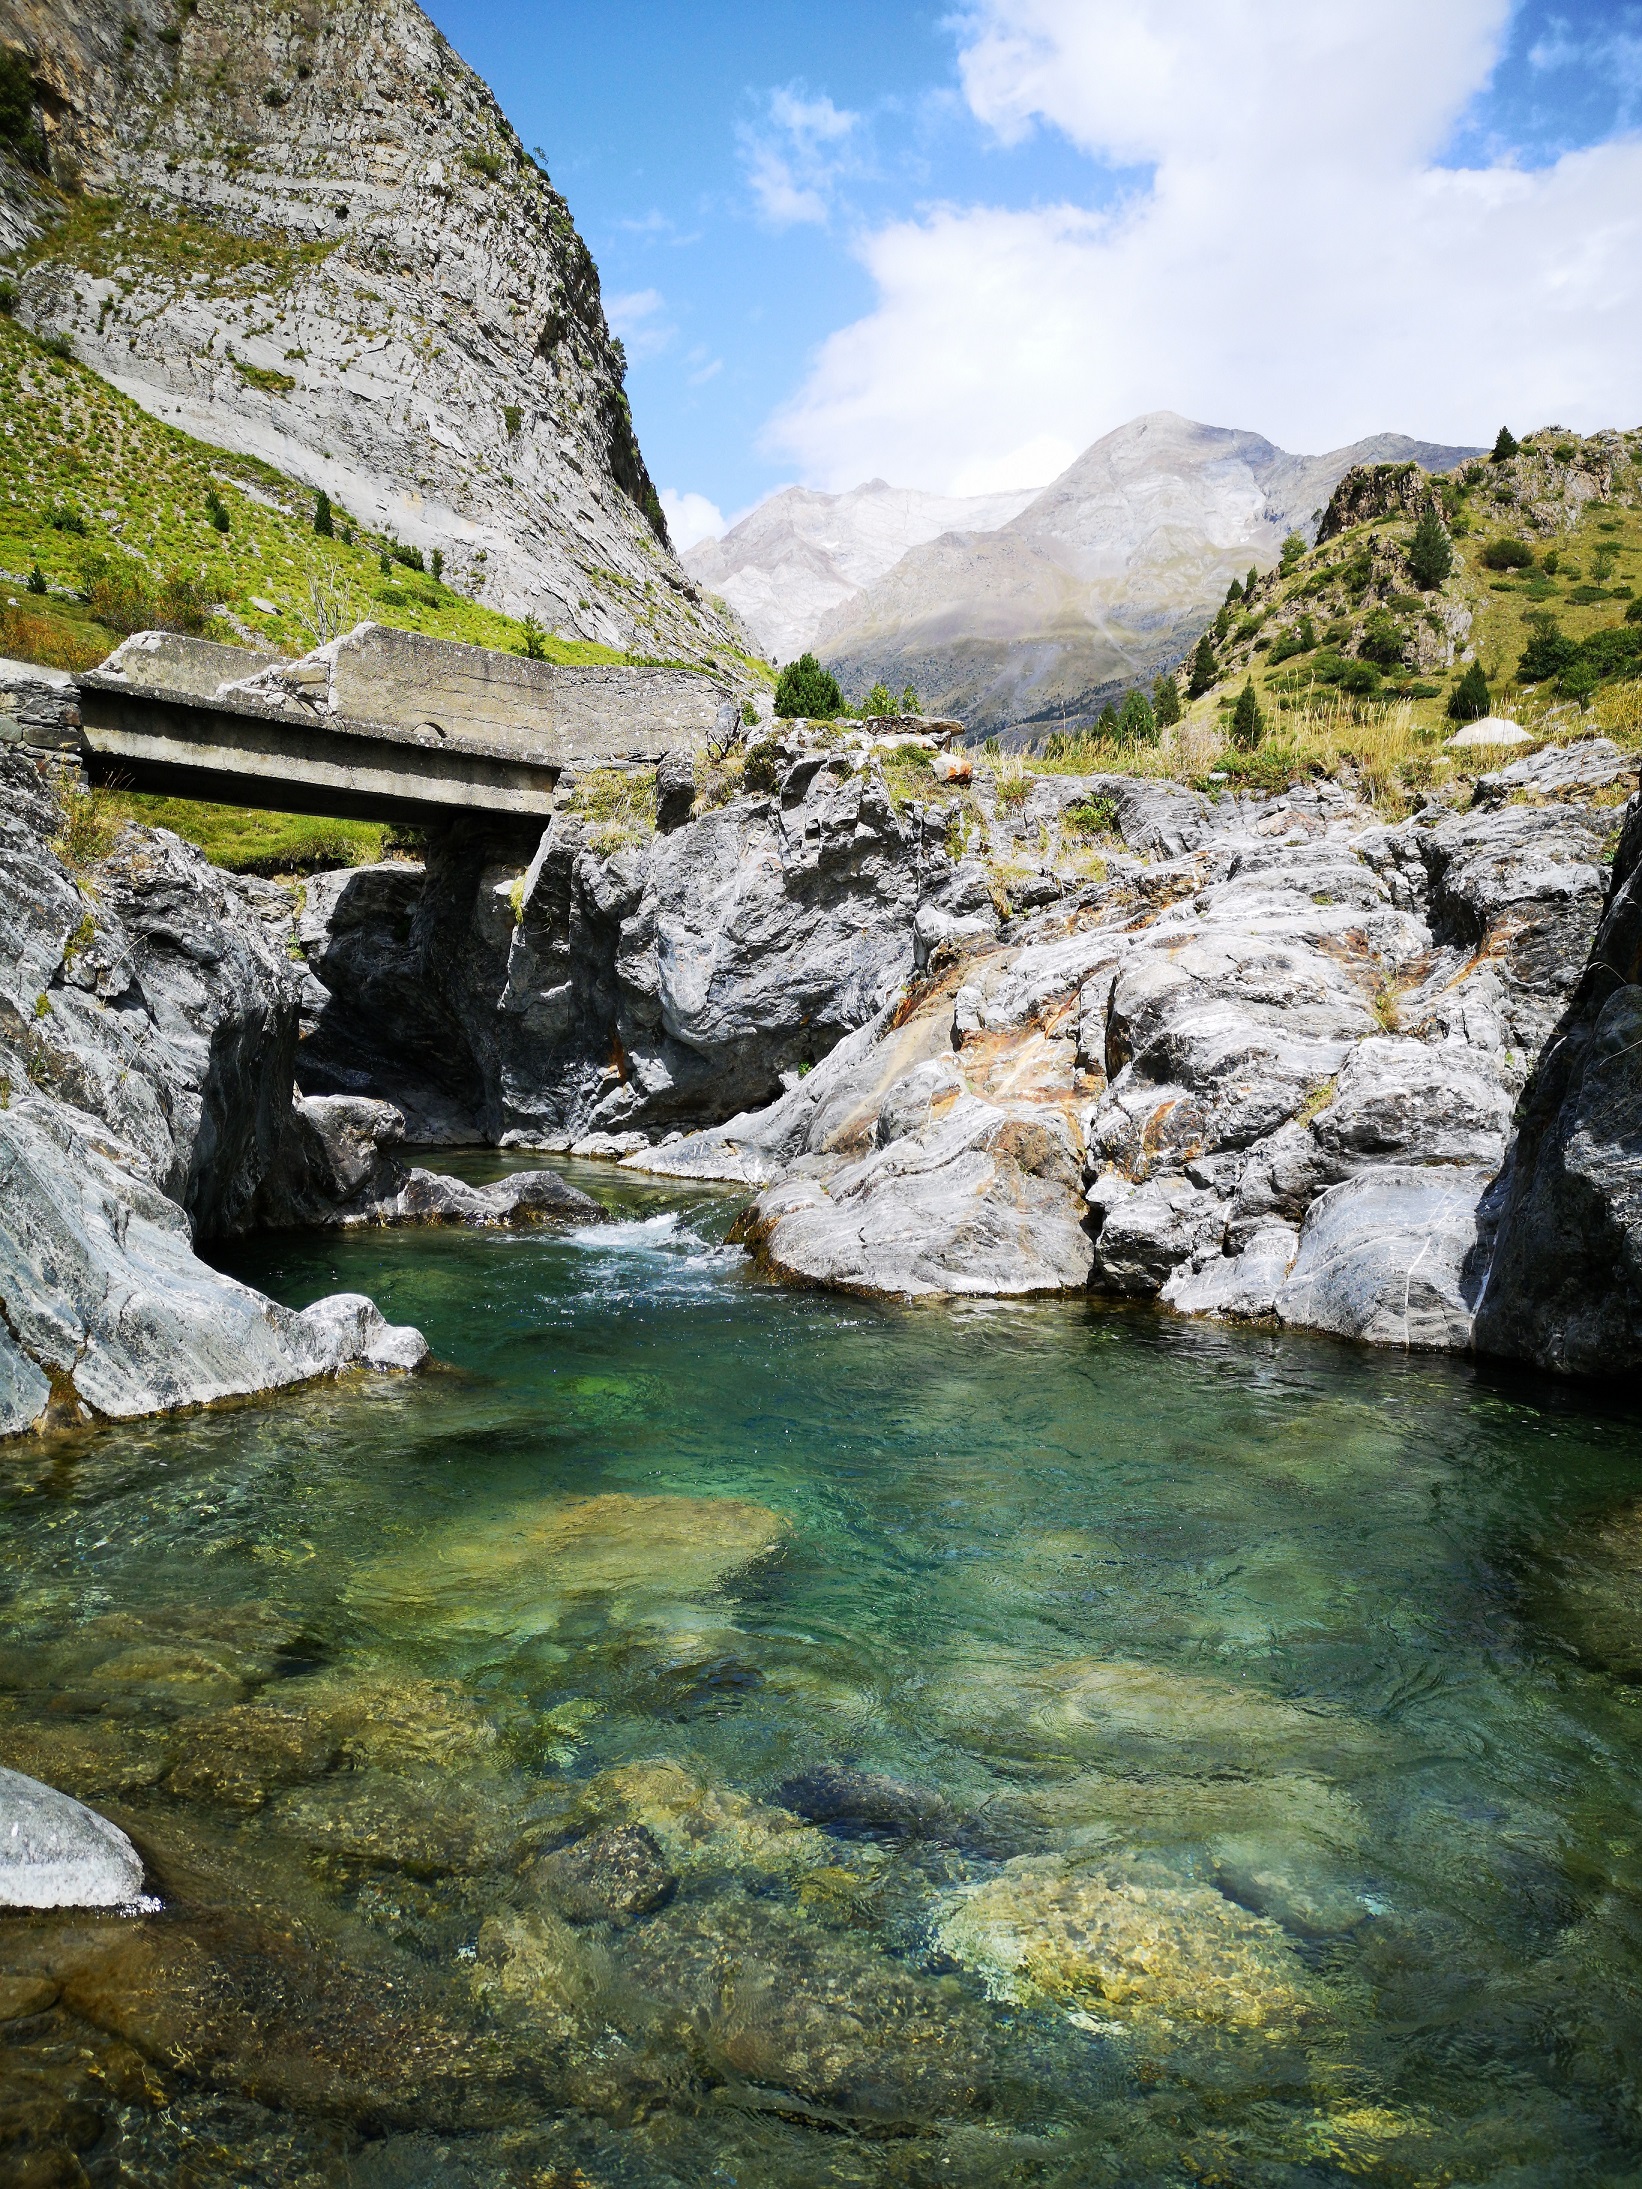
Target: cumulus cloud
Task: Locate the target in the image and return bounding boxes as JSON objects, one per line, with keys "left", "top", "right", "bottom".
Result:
{"left": 740, "top": 88, "right": 862, "bottom": 227}
{"left": 767, "top": 0, "right": 1642, "bottom": 491}
{"left": 661, "top": 489, "right": 726, "bottom": 549}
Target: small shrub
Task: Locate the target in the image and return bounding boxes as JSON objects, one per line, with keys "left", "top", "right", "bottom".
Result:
{"left": 900, "top": 684, "right": 920, "bottom": 715}
{"left": 774, "top": 651, "right": 843, "bottom": 719}
{"left": 1561, "top": 657, "right": 1601, "bottom": 708}
{"left": 233, "top": 358, "right": 296, "bottom": 394}
{"left": 1447, "top": 660, "right": 1491, "bottom": 722}
{"left": 1359, "top": 608, "right": 1408, "bottom": 669}
{"left": 26, "top": 563, "right": 48, "bottom": 595}
{"left": 430, "top": 549, "right": 444, "bottom": 583}
{"left": 1490, "top": 426, "right": 1519, "bottom": 463}
{"left": 390, "top": 542, "right": 425, "bottom": 573}
{"left": 1335, "top": 660, "right": 1381, "bottom": 697}
{"left": 1279, "top": 532, "right": 1307, "bottom": 573}
{"left": 45, "top": 503, "right": 88, "bottom": 535}
{"left": 1481, "top": 537, "right": 1533, "bottom": 571}
{"left": 1518, "top": 613, "right": 1577, "bottom": 684}
{"left": 1553, "top": 441, "right": 1577, "bottom": 463}
{"left": 503, "top": 403, "right": 522, "bottom": 438}
{"left": 742, "top": 739, "right": 784, "bottom": 794}
{"left": 313, "top": 488, "right": 333, "bottom": 537}
{"left": 516, "top": 613, "right": 547, "bottom": 660}
{"left": 1541, "top": 549, "right": 1560, "bottom": 576}
{"left": 204, "top": 487, "right": 230, "bottom": 533}
{"left": 1064, "top": 796, "right": 1118, "bottom": 840}
{"left": 0, "top": 277, "right": 16, "bottom": 314}
{"left": 863, "top": 680, "right": 895, "bottom": 718}
{"left": 53, "top": 788, "right": 124, "bottom": 871}
{"left": 463, "top": 148, "right": 504, "bottom": 181}
{"left": 40, "top": 330, "right": 75, "bottom": 361}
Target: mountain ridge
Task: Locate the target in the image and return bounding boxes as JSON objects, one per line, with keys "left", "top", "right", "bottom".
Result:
{"left": 693, "top": 412, "right": 1482, "bottom": 729}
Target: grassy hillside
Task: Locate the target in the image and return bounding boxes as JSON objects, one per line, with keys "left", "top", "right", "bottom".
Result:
{"left": 1002, "top": 427, "right": 1642, "bottom": 810}
{"left": 0, "top": 304, "right": 730, "bottom": 871}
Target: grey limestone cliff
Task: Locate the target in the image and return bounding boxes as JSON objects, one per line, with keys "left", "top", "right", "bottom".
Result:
{"left": 0, "top": 0, "right": 745, "bottom": 663}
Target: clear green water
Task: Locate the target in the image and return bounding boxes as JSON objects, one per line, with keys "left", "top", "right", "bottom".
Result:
{"left": 4, "top": 1162, "right": 1642, "bottom": 2187}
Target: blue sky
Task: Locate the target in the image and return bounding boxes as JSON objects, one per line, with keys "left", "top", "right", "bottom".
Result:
{"left": 422, "top": 0, "right": 1642, "bottom": 540}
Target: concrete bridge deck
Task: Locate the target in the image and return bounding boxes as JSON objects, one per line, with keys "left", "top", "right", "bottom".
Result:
{"left": 76, "top": 624, "right": 736, "bottom": 826}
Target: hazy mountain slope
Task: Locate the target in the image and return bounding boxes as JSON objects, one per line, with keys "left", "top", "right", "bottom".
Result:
{"left": 684, "top": 478, "right": 1037, "bottom": 664}
{"left": 0, "top": 0, "right": 749, "bottom": 667}
{"left": 816, "top": 414, "right": 1481, "bottom": 730}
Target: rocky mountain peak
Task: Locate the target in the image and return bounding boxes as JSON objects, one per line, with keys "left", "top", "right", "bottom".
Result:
{"left": 1, "top": 0, "right": 750, "bottom": 666}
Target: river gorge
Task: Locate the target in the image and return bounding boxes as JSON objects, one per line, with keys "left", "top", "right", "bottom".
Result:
{"left": 0, "top": 1151, "right": 1639, "bottom": 2183}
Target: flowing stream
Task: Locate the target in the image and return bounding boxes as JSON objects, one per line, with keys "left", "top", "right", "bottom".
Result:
{"left": 3, "top": 1159, "right": 1642, "bottom": 2186}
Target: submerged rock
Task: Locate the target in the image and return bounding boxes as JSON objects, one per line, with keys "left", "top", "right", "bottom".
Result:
{"left": 0, "top": 1766, "right": 144, "bottom": 1908}
{"left": 937, "top": 1854, "right": 1315, "bottom": 2035}
{"left": 534, "top": 1823, "right": 675, "bottom": 1924}
{"left": 351, "top": 1493, "right": 790, "bottom": 1642}
{"left": 775, "top": 1763, "right": 952, "bottom": 1841}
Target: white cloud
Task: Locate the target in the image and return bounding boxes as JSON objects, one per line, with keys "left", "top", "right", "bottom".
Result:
{"left": 606, "top": 287, "right": 674, "bottom": 362}
{"left": 740, "top": 87, "right": 862, "bottom": 227}
{"left": 767, "top": 0, "right": 1642, "bottom": 491}
{"left": 661, "top": 489, "right": 726, "bottom": 549}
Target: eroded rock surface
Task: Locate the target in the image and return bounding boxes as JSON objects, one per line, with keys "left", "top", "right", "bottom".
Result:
{"left": 0, "top": 753, "right": 425, "bottom": 1437}
{"left": 627, "top": 738, "right": 1634, "bottom": 1348}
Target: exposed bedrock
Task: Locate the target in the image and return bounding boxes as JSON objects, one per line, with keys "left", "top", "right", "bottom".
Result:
{"left": 0, "top": 752, "right": 427, "bottom": 1439}
{"left": 614, "top": 736, "right": 1638, "bottom": 1357}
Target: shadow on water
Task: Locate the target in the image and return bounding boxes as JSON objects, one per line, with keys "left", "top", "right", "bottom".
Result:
{"left": 3, "top": 1154, "right": 1642, "bottom": 2184}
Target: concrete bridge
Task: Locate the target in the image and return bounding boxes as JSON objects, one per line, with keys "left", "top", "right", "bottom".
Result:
{"left": 75, "top": 623, "right": 738, "bottom": 827}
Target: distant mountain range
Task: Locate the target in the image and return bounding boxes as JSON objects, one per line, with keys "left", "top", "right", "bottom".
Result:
{"left": 687, "top": 413, "right": 1483, "bottom": 732}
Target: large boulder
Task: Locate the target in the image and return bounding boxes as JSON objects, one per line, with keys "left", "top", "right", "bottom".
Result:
{"left": 1475, "top": 789, "right": 1642, "bottom": 1374}
{"left": 0, "top": 1766, "right": 144, "bottom": 1908}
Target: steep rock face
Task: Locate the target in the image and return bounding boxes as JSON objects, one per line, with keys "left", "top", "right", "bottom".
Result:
{"left": 1, "top": 0, "right": 743, "bottom": 662}
{"left": 1474, "top": 788, "right": 1642, "bottom": 1374}
{"left": 0, "top": 747, "right": 424, "bottom": 1439}
{"left": 296, "top": 755, "right": 984, "bottom": 1144}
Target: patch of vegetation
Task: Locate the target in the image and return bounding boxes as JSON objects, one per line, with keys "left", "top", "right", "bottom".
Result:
{"left": 232, "top": 357, "right": 296, "bottom": 395}
{"left": 560, "top": 767, "right": 658, "bottom": 853}
{"left": 23, "top": 197, "right": 338, "bottom": 300}
{"left": 0, "top": 310, "right": 643, "bottom": 674}
{"left": 774, "top": 652, "right": 844, "bottom": 719}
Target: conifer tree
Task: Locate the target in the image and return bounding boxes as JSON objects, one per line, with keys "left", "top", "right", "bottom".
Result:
{"left": 1490, "top": 426, "right": 1519, "bottom": 464}
{"left": 1225, "top": 576, "right": 1243, "bottom": 606}
{"left": 1187, "top": 634, "right": 1218, "bottom": 698}
{"left": 1153, "top": 670, "right": 1182, "bottom": 727}
{"left": 1245, "top": 566, "right": 1258, "bottom": 601}
{"left": 775, "top": 652, "right": 845, "bottom": 719}
{"left": 1230, "top": 679, "right": 1264, "bottom": 750}
{"left": 1096, "top": 700, "right": 1120, "bottom": 737}
{"left": 313, "top": 490, "right": 333, "bottom": 537}
{"left": 1447, "top": 660, "right": 1491, "bottom": 722}
{"left": 1408, "top": 508, "right": 1452, "bottom": 590}
{"left": 1118, "top": 688, "right": 1157, "bottom": 744}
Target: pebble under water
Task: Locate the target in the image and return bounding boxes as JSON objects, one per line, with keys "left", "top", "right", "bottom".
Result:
{"left": 4, "top": 1157, "right": 1642, "bottom": 2187}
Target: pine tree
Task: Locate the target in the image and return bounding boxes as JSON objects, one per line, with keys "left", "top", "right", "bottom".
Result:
{"left": 1187, "top": 633, "right": 1218, "bottom": 698}
{"left": 1096, "top": 700, "right": 1120, "bottom": 737}
{"left": 313, "top": 490, "right": 334, "bottom": 537}
{"left": 1490, "top": 426, "right": 1519, "bottom": 464}
{"left": 1225, "top": 576, "right": 1243, "bottom": 606}
{"left": 1153, "top": 670, "right": 1182, "bottom": 727}
{"left": 774, "top": 652, "right": 845, "bottom": 719}
{"left": 1447, "top": 660, "right": 1491, "bottom": 722}
{"left": 1245, "top": 566, "right": 1258, "bottom": 601}
{"left": 1118, "top": 688, "right": 1157, "bottom": 744}
{"left": 1408, "top": 508, "right": 1453, "bottom": 591}
{"left": 1230, "top": 679, "right": 1264, "bottom": 750}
